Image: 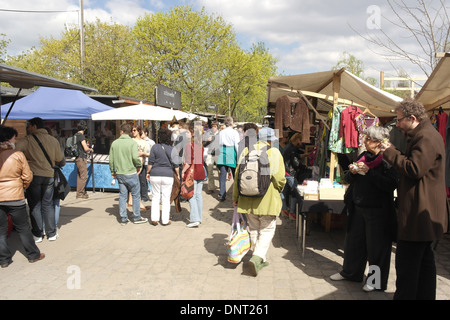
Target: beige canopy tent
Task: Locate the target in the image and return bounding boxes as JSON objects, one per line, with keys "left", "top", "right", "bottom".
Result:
{"left": 268, "top": 68, "right": 403, "bottom": 118}
{"left": 416, "top": 52, "right": 450, "bottom": 111}
{"left": 267, "top": 68, "right": 403, "bottom": 180}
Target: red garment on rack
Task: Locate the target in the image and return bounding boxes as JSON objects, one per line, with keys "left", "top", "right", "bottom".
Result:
{"left": 437, "top": 112, "right": 448, "bottom": 145}
{"left": 340, "top": 106, "right": 363, "bottom": 148}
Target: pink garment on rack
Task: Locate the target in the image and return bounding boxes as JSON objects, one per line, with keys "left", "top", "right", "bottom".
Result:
{"left": 340, "top": 106, "right": 363, "bottom": 148}
{"left": 437, "top": 112, "right": 448, "bottom": 145}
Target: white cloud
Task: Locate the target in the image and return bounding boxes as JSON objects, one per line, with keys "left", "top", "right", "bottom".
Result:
{"left": 197, "top": 0, "right": 429, "bottom": 78}
{"left": 0, "top": 0, "right": 435, "bottom": 79}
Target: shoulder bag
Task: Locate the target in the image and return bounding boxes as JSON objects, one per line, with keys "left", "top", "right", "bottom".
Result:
{"left": 32, "top": 134, "right": 70, "bottom": 200}
{"left": 161, "top": 145, "right": 181, "bottom": 212}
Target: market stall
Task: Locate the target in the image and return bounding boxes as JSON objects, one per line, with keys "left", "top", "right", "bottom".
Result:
{"left": 0, "top": 86, "right": 113, "bottom": 190}
{"left": 267, "top": 68, "right": 403, "bottom": 253}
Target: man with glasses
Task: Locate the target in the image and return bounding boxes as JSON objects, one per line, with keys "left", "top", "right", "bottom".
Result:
{"left": 381, "top": 99, "right": 448, "bottom": 300}
{"left": 109, "top": 123, "right": 148, "bottom": 225}
{"left": 16, "top": 117, "right": 65, "bottom": 242}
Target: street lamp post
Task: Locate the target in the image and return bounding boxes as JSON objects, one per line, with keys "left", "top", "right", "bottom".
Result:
{"left": 228, "top": 89, "right": 231, "bottom": 116}
{"left": 80, "top": 0, "right": 85, "bottom": 79}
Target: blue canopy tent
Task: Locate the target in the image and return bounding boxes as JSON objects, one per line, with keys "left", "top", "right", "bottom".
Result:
{"left": 0, "top": 86, "right": 115, "bottom": 192}
{"left": 0, "top": 86, "right": 112, "bottom": 120}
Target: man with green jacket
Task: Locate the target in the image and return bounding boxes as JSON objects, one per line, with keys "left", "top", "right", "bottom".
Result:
{"left": 233, "top": 126, "right": 286, "bottom": 276}
{"left": 109, "top": 123, "right": 147, "bottom": 225}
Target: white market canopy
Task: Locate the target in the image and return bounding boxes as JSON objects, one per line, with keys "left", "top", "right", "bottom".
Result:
{"left": 416, "top": 52, "right": 450, "bottom": 111}
{"left": 268, "top": 68, "right": 403, "bottom": 118}
{"left": 91, "top": 103, "right": 207, "bottom": 122}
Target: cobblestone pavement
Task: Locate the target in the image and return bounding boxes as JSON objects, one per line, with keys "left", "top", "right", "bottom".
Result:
{"left": 2, "top": 178, "right": 450, "bottom": 302}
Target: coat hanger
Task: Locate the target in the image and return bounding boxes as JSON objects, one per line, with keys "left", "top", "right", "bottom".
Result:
{"left": 287, "top": 88, "right": 298, "bottom": 97}
{"left": 363, "top": 108, "right": 376, "bottom": 118}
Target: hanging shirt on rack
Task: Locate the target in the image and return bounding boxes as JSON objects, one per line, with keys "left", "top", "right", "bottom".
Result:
{"left": 355, "top": 113, "right": 380, "bottom": 153}
{"left": 430, "top": 113, "right": 438, "bottom": 129}
{"left": 437, "top": 111, "right": 448, "bottom": 145}
{"left": 274, "top": 95, "right": 310, "bottom": 143}
{"left": 328, "top": 105, "right": 355, "bottom": 154}
{"left": 339, "top": 105, "right": 363, "bottom": 148}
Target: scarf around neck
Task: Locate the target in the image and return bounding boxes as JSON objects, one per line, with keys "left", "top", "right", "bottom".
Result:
{"left": 356, "top": 152, "right": 383, "bottom": 169}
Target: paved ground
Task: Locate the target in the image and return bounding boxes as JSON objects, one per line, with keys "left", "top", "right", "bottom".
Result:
{"left": 2, "top": 177, "right": 450, "bottom": 302}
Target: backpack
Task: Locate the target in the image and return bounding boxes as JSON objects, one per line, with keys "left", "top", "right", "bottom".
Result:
{"left": 64, "top": 135, "right": 79, "bottom": 157}
{"left": 237, "top": 141, "right": 271, "bottom": 197}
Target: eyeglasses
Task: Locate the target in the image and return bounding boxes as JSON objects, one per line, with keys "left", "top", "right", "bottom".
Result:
{"left": 364, "top": 136, "right": 378, "bottom": 142}
{"left": 396, "top": 116, "right": 407, "bottom": 123}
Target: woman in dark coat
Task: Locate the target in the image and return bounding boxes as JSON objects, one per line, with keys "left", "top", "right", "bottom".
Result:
{"left": 330, "top": 126, "right": 398, "bottom": 292}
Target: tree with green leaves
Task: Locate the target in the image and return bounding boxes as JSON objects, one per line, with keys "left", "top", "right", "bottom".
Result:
{"left": 6, "top": 5, "right": 277, "bottom": 122}
{"left": 8, "top": 19, "right": 138, "bottom": 96}
{"left": 332, "top": 51, "right": 377, "bottom": 86}
{"left": 0, "top": 34, "right": 10, "bottom": 63}
{"left": 133, "top": 6, "right": 277, "bottom": 120}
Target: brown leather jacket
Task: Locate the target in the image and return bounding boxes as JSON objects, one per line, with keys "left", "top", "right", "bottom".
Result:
{"left": 0, "top": 148, "right": 33, "bottom": 201}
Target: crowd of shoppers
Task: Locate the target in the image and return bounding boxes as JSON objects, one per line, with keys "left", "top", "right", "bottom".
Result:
{"left": 3, "top": 99, "right": 449, "bottom": 300}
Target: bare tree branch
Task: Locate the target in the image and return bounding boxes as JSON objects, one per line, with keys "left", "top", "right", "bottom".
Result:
{"left": 349, "top": 0, "right": 449, "bottom": 78}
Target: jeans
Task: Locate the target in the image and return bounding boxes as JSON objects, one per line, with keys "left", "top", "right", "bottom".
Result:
{"left": 150, "top": 176, "right": 173, "bottom": 224}
{"left": 281, "top": 175, "right": 297, "bottom": 213}
{"left": 116, "top": 173, "right": 142, "bottom": 223}
{"left": 139, "top": 165, "right": 150, "bottom": 202}
{"left": 218, "top": 165, "right": 235, "bottom": 199}
{"left": 189, "top": 180, "right": 204, "bottom": 223}
{"left": 54, "top": 199, "right": 60, "bottom": 226}
{"left": 27, "top": 175, "right": 57, "bottom": 238}
{"left": 0, "top": 204, "right": 41, "bottom": 264}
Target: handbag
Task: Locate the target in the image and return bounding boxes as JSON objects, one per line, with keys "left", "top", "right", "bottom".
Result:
{"left": 227, "top": 206, "right": 251, "bottom": 263}
{"left": 162, "top": 145, "right": 181, "bottom": 212}
{"left": 32, "top": 134, "right": 70, "bottom": 200}
{"left": 180, "top": 166, "right": 194, "bottom": 200}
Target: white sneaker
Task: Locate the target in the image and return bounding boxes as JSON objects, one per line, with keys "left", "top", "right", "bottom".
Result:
{"left": 187, "top": 221, "right": 200, "bottom": 228}
{"left": 330, "top": 273, "right": 345, "bottom": 281}
{"left": 33, "top": 236, "right": 43, "bottom": 243}
{"left": 48, "top": 233, "right": 59, "bottom": 241}
{"left": 363, "top": 284, "right": 375, "bottom": 292}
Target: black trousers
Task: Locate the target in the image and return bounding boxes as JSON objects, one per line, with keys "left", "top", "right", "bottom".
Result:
{"left": 0, "top": 204, "right": 41, "bottom": 264}
{"left": 341, "top": 205, "right": 392, "bottom": 290}
{"left": 394, "top": 240, "right": 436, "bottom": 300}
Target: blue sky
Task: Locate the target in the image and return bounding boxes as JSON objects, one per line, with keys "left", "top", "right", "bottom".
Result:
{"left": 0, "top": 0, "right": 435, "bottom": 81}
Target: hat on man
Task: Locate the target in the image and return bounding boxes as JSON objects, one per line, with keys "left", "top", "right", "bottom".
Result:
{"left": 258, "top": 127, "right": 278, "bottom": 142}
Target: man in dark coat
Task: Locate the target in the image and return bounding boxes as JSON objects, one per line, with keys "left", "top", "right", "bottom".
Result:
{"left": 381, "top": 98, "right": 449, "bottom": 300}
